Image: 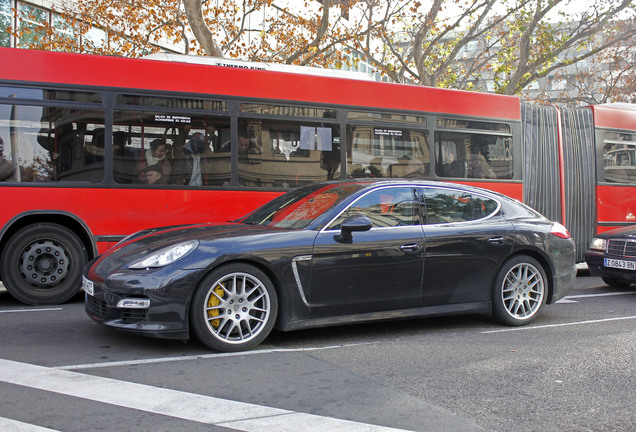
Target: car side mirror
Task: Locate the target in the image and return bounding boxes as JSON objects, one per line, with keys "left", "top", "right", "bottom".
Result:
{"left": 335, "top": 214, "right": 372, "bottom": 243}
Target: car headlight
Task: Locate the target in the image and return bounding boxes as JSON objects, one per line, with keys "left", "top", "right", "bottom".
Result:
{"left": 589, "top": 238, "right": 607, "bottom": 251}
{"left": 129, "top": 240, "right": 199, "bottom": 269}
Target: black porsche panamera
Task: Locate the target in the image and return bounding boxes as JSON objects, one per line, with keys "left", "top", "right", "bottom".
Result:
{"left": 84, "top": 180, "right": 576, "bottom": 352}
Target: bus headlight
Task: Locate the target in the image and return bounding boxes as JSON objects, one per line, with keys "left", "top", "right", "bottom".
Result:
{"left": 130, "top": 240, "right": 199, "bottom": 269}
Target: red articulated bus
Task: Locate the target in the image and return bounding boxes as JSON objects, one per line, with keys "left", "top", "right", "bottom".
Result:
{"left": 0, "top": 48, "right": 634, "bottom": 305}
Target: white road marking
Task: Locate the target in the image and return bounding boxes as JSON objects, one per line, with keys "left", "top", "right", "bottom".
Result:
{"left": 556, "top": 290, "right": 636, "bottom": 303}
{"left": 564, "top": 291, "right": 635, "bottom": 300}
{"left": 0, "top": 359, "right": 410, "bottom": 432}
{"left": 481, "top": 315, "right": 636, "bottom": 334}
{"left": 0, "top": 417, "right": 61, "bottom": 432}
{"left": 0, "top": 308, "right": 63, "bottom": 314}
{"left": 56, "top": 342, "right": 373, "bottom": 371}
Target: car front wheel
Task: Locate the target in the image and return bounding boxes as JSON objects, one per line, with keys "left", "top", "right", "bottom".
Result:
{"left": 492, "top": 255, "right": 547, "bottom": 326}
{"left": 190, "top": 264, "right": 278, "bottom": 352}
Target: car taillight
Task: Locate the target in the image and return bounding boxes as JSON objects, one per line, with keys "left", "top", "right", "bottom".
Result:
{"left": 550, "top": 222, "right": 571, "bottom": 239}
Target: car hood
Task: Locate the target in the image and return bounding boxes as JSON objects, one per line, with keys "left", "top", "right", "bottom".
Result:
{"left": 598, "top": 225, "right": 636, "bottom": 239}
{"left": 89, "top": 223, "right": 296, "bottom": 277}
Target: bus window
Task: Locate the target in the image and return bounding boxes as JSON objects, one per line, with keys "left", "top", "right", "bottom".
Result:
{"left": 602, "top": 132, "right": 636, "bottom": 184}
{"left": 113, "top": 110, "right": 231, "bottom": 186}
{"left": 346, "top": 125, "right": 429, "bottom": 179}
{"left": 237, "top": 118, "right": 341, "bottom": 188}
{"left": 0, "top": 103, "right": 105, "bottom": 183}
{"left": 434, "top": 132, "right": 513, "bottom": 180}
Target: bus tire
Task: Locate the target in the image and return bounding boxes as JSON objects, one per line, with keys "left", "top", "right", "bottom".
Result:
{"left": 0, "top": 223, "right": 88, "bottom": 305}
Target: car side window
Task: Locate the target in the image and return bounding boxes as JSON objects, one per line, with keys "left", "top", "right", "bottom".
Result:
{"left": 328, "top": 187, "right": 419, "bottom": 229}
{"left": 421, "top": 187, "right": 497, "bottom": 224}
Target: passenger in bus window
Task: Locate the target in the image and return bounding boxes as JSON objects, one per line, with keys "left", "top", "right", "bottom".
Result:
{"left": 143, "top": 164, "right": 165, "bottom": 185}
{"left": 238, "top": 134, "right": 250, "bottom": 156}
{"left": 468, "top": 136, "right": 497, "bottom": 179}
{"left": 113, "top": 131, "right": 138, "bottom": 184}
{"left": 113, "top": 131, "right": 132, "bottom": 157}
{"left": 403, "top": 157, "right": 428, "bottom": 178}
{"left": 145, "top": 139, "right": 172, "bottom": 181}
{"left": 0, "top": 137, "right": 15, "bottom": 181}
{"left": 173, "top": 132, "right": 213, "bottom": 186}
{"left": 85, "top": 128, "right": 105, "bottom": 165}
{"left": 320, "top": 142, "right": 341, "bottom": 180}
{"left": 224, "top": 130, "right": 261, "bottom": 156}
{"left": 54, "top": 123, "right": 83, "bottom": 173}
{"left": 440, "top": 151, "right": 467, "bottom": 177}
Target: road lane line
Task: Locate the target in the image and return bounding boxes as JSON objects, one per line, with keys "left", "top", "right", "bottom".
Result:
{"left": 564, "top": 291, "right": 636, "bottom": 299}
{"left": 0, "top": 308, "right": 63, "bottom": 314}
{"left": 0, "top": 417, "right": 61, "bottom": 432}
{"left": 56, "top": 342, "right": 373, "bottom": 371}
{"left": 0, "top": 359, "right": 410, "bottom": 432}
{"left": 481, "top": 315, "right": 636, "bottom": 334}
{"left": 556, "top": 291, "right": 636, "bottom": 303}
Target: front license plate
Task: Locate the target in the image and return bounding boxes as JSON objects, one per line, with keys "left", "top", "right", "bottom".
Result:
{"left": 604, "top": 258, "right": 636, "bottom": 271}
{"left": 82, "top": 276, "right": 94, "bottom": 296}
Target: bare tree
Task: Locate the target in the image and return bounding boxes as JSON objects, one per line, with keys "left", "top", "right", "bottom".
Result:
{"left": 182, "top": 0, "right": 223, "bottom": 57}
{"left": 348, "top": 0, "right": 636, "bottom": 100}
{"left": 494, "top": 0, "right": 636, "bottom": 96}
{"left": 549, "top": 27, "right": 636, "bottom": 105}
{"left": 13, "top": 0, "right": 636, "bottom": 103}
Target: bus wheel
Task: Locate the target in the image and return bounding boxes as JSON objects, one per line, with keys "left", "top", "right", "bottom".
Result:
{"left": 190, "top": 264, "right": 278, "bottom": 352}
{"left": 492, "top": 255, "right": 547, "bottom": 326}
{"left": 0, "top": 223, "right": 88, "bottom": 305}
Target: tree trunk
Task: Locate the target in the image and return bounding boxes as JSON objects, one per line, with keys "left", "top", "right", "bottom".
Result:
{"left": 182, "top": 0, "right": 223, "bottom": 57}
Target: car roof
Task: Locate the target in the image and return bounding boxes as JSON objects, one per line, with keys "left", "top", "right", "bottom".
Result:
{"left": 321, "top": 178, "right": 511, "bottom": 200}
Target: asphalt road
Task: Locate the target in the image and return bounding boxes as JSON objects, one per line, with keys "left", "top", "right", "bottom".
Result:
{"left": 0, "top": 273, "right": 634, "bottom": 432}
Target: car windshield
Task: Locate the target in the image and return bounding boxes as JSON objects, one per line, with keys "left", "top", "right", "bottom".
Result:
{"left": 240, "top": 183, "right": 367, "bottom": 229}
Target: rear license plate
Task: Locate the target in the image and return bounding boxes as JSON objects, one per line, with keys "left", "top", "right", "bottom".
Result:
{"left": 82, "top": 276, "right": 94, "bottom": 296}
{"left": 604, "top": 258, "right": 636, "bottom": 271}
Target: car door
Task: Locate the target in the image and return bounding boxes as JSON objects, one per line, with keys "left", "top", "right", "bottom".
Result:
{"left": 419, "top": 186, "right": 514, "bottom": 306}
{"left": 309, "top": 186, "right": 425, "bottom": 318}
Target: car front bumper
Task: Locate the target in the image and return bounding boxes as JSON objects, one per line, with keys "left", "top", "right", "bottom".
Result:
{"left": 83, "top": 266, "right": 198, "bottom": 341}
{"left": 585, "top": 250, "right": 636, "bottom": 283}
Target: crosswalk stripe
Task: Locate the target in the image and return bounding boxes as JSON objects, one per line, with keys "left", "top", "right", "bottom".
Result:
{"left": 0, "top": 359, "right": 411, "bottom": 432}
{"left": 0, "top": 417, "right": 61, "bottom": 432}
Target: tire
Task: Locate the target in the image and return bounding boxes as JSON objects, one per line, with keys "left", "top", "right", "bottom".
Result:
{"left": 492, "top": 255, "right": 547, "bottom": 326}
{"left": 190, "top": 264, "right": 278, "bottom": 352}
{"left": 0, "top": 223, "right": 88, "bottom": 305}
{"left": 601, "top": 277, "right": 631, "bottom": 289}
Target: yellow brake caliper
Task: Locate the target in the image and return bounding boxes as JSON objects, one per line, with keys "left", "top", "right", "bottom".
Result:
{"left": 207, "top": 286, "right": 225, "bottom": 328}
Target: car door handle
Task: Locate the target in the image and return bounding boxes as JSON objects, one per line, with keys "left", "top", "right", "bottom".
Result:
{"left": 488, "top": 236, "right": 505, "bottom": 245}
{"left": 400, "top": 243, "right": 421, "bottom": 253}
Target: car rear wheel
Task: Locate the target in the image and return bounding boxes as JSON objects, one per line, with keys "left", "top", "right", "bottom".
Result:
{"left": 492, "top": 255, "right": 547, "bottom": 326}
{"left": 601, "top": 277, "right": 631, "bottom": 289}
{"left": 190, "top": 264, "right": 278, "bottom": 352}
{"left": 0, "top": 223, "right": 87, "bottom": 305}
